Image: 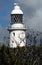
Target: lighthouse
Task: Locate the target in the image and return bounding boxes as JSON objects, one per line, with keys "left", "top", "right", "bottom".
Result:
{"left": 8, "top": 3, "right": 26, "bottom": 48}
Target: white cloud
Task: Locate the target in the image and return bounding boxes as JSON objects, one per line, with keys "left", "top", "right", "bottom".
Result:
{"left": 16, "top": 0, "right": 42, "bottom": 32}
{"left": 0, "top": 25, "right": 9, "bottom": 46}
{"left": 17, "top": 0, "right": 42, "bottom": 8}
{"left": 24, "top": 9, "right": 42, "bottom": 31}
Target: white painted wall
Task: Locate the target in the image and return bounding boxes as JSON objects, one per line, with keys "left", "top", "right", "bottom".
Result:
{"left": 9, "top": 30, "right": 26, "bottom": 48}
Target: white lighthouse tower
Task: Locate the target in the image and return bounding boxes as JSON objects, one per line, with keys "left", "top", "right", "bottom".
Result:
{"left": 8, "top": 3, "right": 26, "bottom": 48}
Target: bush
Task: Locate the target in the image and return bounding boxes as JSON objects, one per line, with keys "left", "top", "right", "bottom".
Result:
{"left": 0, "top": 45, "right": 42, "bottom": 65}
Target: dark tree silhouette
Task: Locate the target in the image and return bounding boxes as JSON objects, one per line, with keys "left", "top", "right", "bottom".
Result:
{"left": 0, "top": 45, "right": 42, "bottom": 65}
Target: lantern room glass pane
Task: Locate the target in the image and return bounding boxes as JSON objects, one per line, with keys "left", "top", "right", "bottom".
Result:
{"left": 11, "top": 14, "right": 23, "bottom": 24}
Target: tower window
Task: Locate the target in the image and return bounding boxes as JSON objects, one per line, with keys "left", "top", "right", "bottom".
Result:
{"left": 12, "top": 41, "right": 14, "bottom": 43}
{"left": 13, "top": 33, "right": 15, "bottom": 36}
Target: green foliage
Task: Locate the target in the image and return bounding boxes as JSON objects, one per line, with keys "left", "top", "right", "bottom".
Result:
{"left": 0, "top": 45, "right": 42, "bottom": 65}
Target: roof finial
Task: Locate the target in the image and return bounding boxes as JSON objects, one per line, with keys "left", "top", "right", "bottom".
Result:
{"left": 14, "top": 3, "right": 19, "bottom": 6}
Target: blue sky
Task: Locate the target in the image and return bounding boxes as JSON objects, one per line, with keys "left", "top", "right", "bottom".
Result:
{"left": 0, "top": 0, "right": 16, "bottom": 27}
{"left": 0, "top": 0, "right": 42, "bottom": 32}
